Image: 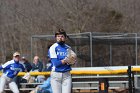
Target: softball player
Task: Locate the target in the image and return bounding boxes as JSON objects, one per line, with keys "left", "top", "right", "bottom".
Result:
{"left": 48, "top": 29, "right": 76, "bottom": 93}
{"left": 0, "top": 52, "right": 25, "bottom": 93}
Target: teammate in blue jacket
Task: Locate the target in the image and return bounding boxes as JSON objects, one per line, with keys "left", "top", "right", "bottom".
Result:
{"left": 48, "top": 29, "right": 72, "bottom": 93}
{"left": 0, "top": 52, "right": 25, "bottom": 93}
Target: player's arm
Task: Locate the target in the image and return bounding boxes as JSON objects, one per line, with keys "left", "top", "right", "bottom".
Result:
{"left": 21, "top": 64, "right": 31, "bottom": 81}
{"left": 0, "top": 66, "right": 3, "bottom": 70}
{"left": 51, "top": 58, "right": 66, "bottom": 67}
{"left": 0, "top": 61, "right": 13, "bottom": 70}
{"left": 49, "top": 46, "right": 66, "bottom": 67}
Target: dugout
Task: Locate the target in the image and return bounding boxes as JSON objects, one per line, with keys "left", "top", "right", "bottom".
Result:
{"left": 31, "top": 32, "right": 140, "bottom": 67}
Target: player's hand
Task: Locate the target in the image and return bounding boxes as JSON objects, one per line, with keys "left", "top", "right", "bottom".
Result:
{"left": 61, "top": 59, "right": 67, "bottom": 64}
{"left": 63, "top": 48, "right": 77, "bottom": 65}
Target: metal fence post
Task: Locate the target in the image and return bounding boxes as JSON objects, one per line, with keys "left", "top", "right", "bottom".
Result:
{"left": 128, "top": 66, "right": 133, "bottom": 93}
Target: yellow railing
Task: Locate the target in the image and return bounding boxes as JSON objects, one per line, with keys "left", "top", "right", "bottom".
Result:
{"left": 0, "top": 66, "right": 140, "bottom": 76}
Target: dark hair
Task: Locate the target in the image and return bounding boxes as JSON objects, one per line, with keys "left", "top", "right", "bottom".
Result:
{"left": 55, "top": 28, "right": 67, "bottom": 37}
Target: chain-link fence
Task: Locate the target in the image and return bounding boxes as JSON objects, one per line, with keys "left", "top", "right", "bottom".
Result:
{"left": 31, "top": 32, "right": 140, "bottom": 67}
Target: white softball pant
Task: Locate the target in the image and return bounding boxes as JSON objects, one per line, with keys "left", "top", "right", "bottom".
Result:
{"left": 0, "top": 74, "right": 19, "bottom": 93}
{"left": 51, "top": 71, "right": 72, "bottom": 93}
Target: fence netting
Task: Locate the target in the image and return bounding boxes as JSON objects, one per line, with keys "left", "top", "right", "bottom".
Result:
{"left": 31, "top": 32, "right": 140, "bottom": 67}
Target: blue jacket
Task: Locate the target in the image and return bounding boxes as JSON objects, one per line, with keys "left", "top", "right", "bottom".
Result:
{"left": 48, "top": 43, "right": 71, "bottom": 72}
{"left": 24, "top": 61, "right": 32, "bottom": 72}
{"left": 31, "top": 61, "right": 43, "bottom": 72}
{"left": 0, "top": 60, "right": 25, "bottom": 78}
{"left": 37, "top": 77, "right": 52, "bottom": 93}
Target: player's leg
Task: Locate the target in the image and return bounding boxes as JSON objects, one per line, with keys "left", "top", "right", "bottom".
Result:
{"left": 36, "top": 75, "right": 45, "bottom": 83}
{"left": 9, "top": 81, "right": 19, "bottom": 93}
{"left": 13, "top": 76, "right": 22, "bottom": 88}
{"left": 62, "top": 72, "right": 72, "bottom": 93}
{"left": 0, "top": 75, "right": 7, "bottom": 93}
{"left": 51, "top": 71, "right": 62, "bottom": 93}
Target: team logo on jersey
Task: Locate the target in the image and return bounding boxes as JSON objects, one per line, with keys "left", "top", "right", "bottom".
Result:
{"left": 10, "top": 65, "right": 22, "bottom": 71}
{"left": 57, "top": 52, "right": 67, "bottom": 56}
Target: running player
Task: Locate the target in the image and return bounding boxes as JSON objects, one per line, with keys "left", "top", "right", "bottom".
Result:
{"left": 0, "top": 52, "right": 25, "bottom": 93}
